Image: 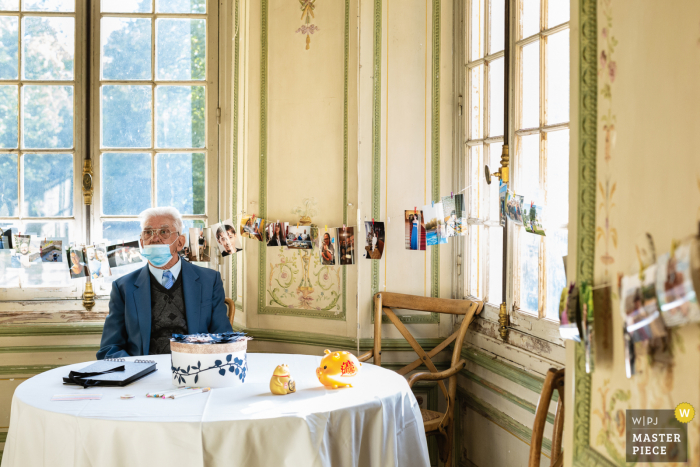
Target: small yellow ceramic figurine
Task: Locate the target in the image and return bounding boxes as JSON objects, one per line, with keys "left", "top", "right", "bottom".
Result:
{"left": 270, "top": 364, "right": 296, "bottom": 395}
{"left": 316, "top": 349, "right": 361, "bottom": 389}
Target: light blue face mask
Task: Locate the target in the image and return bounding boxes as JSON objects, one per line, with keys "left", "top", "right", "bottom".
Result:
{"left": 139, "top": 236, "right": 179, "bottom": 267}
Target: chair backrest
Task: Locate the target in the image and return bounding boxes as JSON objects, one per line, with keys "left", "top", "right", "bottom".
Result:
{"left": 365, "top": 292, "right": 483, "bottom": 426}
{"left": 529, "top": 368, "right": 565, "bottom": 467}
{"left": 225, "top": 298, "right": 236, "bottom": 326}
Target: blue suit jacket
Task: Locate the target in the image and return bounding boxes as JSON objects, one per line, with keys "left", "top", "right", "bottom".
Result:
{"left": 97, "top": 260, "right": 233, "bottom": 359}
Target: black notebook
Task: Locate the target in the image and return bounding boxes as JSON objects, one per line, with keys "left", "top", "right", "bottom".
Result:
{"left": 63, "top": 358, "right": 157, "bottom": 387}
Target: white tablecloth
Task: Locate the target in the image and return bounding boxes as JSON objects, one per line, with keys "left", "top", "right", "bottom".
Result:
{"left": 1, "top": 353, "right": 430, "bottom": 467}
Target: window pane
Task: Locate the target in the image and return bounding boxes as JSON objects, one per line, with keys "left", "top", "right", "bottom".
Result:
{"left": 101, "top": 85, "right": 152, "bottom": 148}
{"left": 468, "top": 145, "right": 482, "bottom": 218}
{"left": 487, "top": 142, "right": 502, "bottom": 222}
{"left": 0, "top": 85, "right": 18, "bottom": 148}
{"left": 101, "top": 17, "right": 151, "bottom": 81}
{"left": 546, "top": 229, "right": 567, "bottom": 319}
{"left": 156, "top": 152, "right": 205, "bottom": 215}
{"left": 488, "top": 57, "right": 503, "bottom": 137}
{"left": 156, "top": 0, "right": 205, "bottom": 14}
{"left": 155, "top": 86, "right": 205, "bottom": 148}
{"left": 520, "top": 0, "right": 539, "bottom": 39}
{"left": 519, "top": 133, "right": 540, "bottom": 201}
{"left": 521, "top": 41, "right": 539, "bottom": 129}
{"left": 22, "top": 153, "right": 73, "bottom": 216}
{"left": 101, "top": 153, "right": 151, "bottom": 215}
{"left": 489, "top": 0, "right": 504, "bottom": 53}
{"left": 22, "top": 17, "right": 74, "bottom": 80}
{"left": 156, "top": 19, "right": 206, "bottom": 81}
{"left": 487, "top": 226, "right": 502, "bottom": 304}
{"left": 22, "top": 0, "right": 73, "bottom": 12}
{"left": 101, "top": 220, "right": 141, "bottom": 242}
{"left": 468, "top": 225, "right": 483, "bottom": 298}
{"left": 0, "top": 16, "right": 18, "bottom": 79}
{"left": 470, "top": 0, "right": 484, "bottom": 60}
{"left": 519, "top": 230, "right": 539, "bottom": 312}
{"left": 470, "top": 65, "right": 483, "bottom": 139}
{"left": 0, "top": 1, "right": 19, "bottom": 10}
{"left": 548, "top": 0, "right": 569, "bottom": 27}
{"left": 546, "top": 129, "right": 569, "bottom": 225}
{"left": 546, "top": 29, "right": 569, "bottom": 125}
{"left": 101, "top": 0, "right": 151, "bottom": 13}
{"left": 22, "top": 85, "right": 73, "bottom": 149}
{"left": 23, "top": 220, "right": 70, "bottom": 237}
{"left": 0, "top": 153, "right": 18, "bottom": 216}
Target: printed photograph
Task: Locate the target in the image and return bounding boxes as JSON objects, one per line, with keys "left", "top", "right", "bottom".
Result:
{"left": 40, "top": 239, "right": 63, "bottom": 263}
{"left": 67, "top": 247, "right": 89, "bottom": 279}
{"left": 405, "top": 210, "right": 426, "bottom": 251}
{"left": 266, "top": 222, "right": 289, "bottom": 247}
{"left": 506, "top": 192, "right": 524, "bottom": 225}
{"left": 523, "top": 201, "right": 546, "bottom": 236}
{"left": 656, "top": 243, "right": 700, "bottom": 327}
{"left": 286, "top": 225, "right": 313, "bottom": 250}
{"left": 10, "top": 235, "right": 41, "bottom": 268}
{"left": 107, "top": 240, "right": 144, "bottom": 268}
{"left": 364, "top": 221, "right": 385, "bottom": 260}
{"left": 499, "top": 181, "right": 507, "bottom": 226}
{"left": 310, "top": 225, "right": 320, "bottom": 250}
{"left": 441, "top": 195, "right": 460, "bottom": 238}
{"left": 87, "top": 244, "right": 112, "bottom": 279}
{"left": 336, "top": 227, "right": 355, "bottom": 265}
{"left": 240, "top": 215, "right": 265, "bottom": 242}
{"left": 213, "top": 220, "right": 242, "bottom": 257}
{"left": 319, "top": 228, "right": 337, "bottom": 265}
{"left": 422, "top": 202, "right": 448, "bottom": 246}
{"left": 453, "top": 193, "right": 467, "bottom": 235}
{"left": 188, "top": 228, "right": 211, "bottom": 262}
{"left": 621, "top": 267, "right": 667, "bottom": 343}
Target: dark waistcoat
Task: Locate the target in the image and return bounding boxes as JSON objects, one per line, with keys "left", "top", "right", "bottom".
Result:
{"left": 149, "top": 270, "right": 188, "bottom": 355}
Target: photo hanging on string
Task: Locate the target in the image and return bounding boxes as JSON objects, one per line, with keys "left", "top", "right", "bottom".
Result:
{"left": 336, "top": 227, "right": 355, "bottom": 265}
{"left": 405, "top": 210, "right": 426, "bottom": 251}
{"left": 364, "top": 221, "right": 385, "bottom": 260}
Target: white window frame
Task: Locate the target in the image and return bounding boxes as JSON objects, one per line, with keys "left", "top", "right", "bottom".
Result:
{"left": 89, "top": 0, "right": 220, "bottom": 296}
{"left": 0, "top": 1, "right": 86, "bottom": 300}
{"left": 0, "top": 0, "right": 227, "bottom": 301}
{"left": 460, "top": 0, "right": 570, "bottom": 344}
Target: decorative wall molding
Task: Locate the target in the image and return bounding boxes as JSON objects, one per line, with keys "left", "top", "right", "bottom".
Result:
{"left": 0, "top": 324, "right": 103, "bottom": 337}
{"left": 256, "top": 0, "right": 349, "bottom": 321}
{"left": 0, "top": 345, "right": 99, "bottom": 354}
{"left": 370, "top": 0, "right": 440, "bottom": 325}
{"left": 457, "top": 386, "right": 552, "bottom": 457}
{"left": 573, "top": 0, "right": 614, "bottom": 464}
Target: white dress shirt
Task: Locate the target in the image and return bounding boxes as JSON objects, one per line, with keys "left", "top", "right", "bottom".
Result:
{"left": 148, "top": 257, "right": 182, "bottom": 286}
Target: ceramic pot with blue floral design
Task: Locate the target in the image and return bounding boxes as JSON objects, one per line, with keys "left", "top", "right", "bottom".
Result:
{"left": 170, "top": 333, "right": 250, "bottom": 388}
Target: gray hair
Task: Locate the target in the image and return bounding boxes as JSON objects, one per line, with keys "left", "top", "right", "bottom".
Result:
{"left": 138, "top": 207, "right": 185, "bottom": 234}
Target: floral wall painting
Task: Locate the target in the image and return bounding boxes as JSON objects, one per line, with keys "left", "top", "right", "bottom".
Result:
{"left": 267, "top": 247, "right": 342, "bottom": 312}
{"left": 296, "top": 0, "right": 320, "bottom": 50}
{"left": 593, "top": 380, "right": 631, "bottom": 466}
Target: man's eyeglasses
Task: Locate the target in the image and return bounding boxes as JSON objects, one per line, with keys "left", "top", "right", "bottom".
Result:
{"left": 141, "top": 228, "right": 178, "bottom": 240}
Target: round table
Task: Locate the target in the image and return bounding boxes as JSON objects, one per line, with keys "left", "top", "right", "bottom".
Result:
{"left": 1, "top": 353, "right": 430, "bottom": 467}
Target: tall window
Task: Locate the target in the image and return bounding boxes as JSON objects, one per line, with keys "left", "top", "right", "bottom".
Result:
{"left": 96, "top": 0, "right": 215, "bottom": 245}
{"left": 464, "top": 0, "right": 569, "bottom": 324}
{"left": 0, "top": 0, "right": 79, "bottom": 288}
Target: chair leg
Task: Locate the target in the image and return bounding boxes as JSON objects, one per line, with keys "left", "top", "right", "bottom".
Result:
{"left": 436, "top": 424, "right": 453, "bottom": 467}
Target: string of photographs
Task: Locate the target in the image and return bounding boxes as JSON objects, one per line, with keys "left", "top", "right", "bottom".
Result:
{"left": 559, "top": 235, "right": 700, "bottom": 378}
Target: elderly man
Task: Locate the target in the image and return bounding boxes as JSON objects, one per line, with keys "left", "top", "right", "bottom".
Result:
{"left": 97, "top": 207, "right": 233, "bottom": 359}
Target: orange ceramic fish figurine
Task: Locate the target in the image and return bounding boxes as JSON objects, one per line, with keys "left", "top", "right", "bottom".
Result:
{"left": 316, "top": 349, "right": 361, "bottom": 389}
{"left": 270, "top": 364, "right": 296, "bottom": 395}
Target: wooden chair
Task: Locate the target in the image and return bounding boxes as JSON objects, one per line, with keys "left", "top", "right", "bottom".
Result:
{"left": 358, "top": 292, "right": 483, "bottom": 467}
{"left": 528, "top": 368, "right": 565, "bottom": 467}
{"left": 224, "top": 298, "right": 237, "bottom": 327}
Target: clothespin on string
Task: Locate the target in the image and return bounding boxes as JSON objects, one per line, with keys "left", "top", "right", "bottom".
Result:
{"left": 325, "top": 225, "right": 328, "bottom": 232}
{"left": 451, "top": 191, "right": 454, "bottom": 199}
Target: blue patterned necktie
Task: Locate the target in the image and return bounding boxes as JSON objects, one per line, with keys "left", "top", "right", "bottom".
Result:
{"left": 162, "top": 270, "right": 174, "bottom": 290}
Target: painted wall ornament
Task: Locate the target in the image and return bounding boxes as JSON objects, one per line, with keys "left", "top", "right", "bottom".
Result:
{"left": 296, "top": 0, "right": 320, "bottom": 50}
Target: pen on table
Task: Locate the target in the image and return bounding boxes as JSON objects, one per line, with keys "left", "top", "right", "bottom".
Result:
{"left": 168, "top": 388, "right": 210, "bottom": 399}
{"left": 147, "top": 387, "right": 192, "bottom": 398}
